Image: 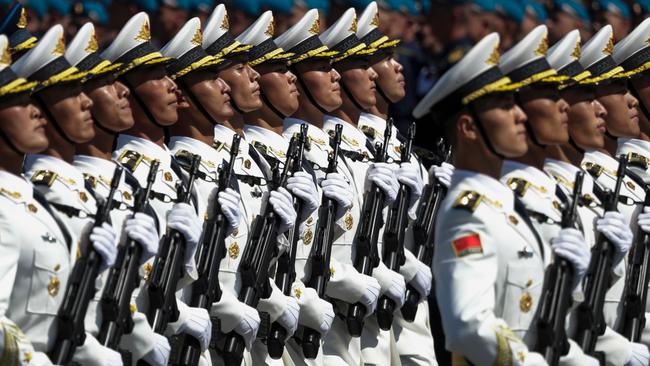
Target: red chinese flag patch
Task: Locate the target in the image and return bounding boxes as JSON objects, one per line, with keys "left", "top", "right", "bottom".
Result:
{"left": 452, "top": 234, "right": 483, "bottom": 258}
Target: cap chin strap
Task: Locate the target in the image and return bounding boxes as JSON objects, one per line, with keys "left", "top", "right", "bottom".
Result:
{"left": 376, "top": 83, "right": 392, "bottom": 105}
{"left": 340, "top": 79, "right": 367, "bottom": 112}
{"left": 291, "top": 66, "right": 329, "bottom": 115}
{"left": 90, "top": 114, "right": 119, "bottom": 152}
{"left": 119, "top": 76, "right": 172, "bottom": 143}
{"left": 260, "top": 90, "right": 287, "bottom": 121}
{"left": 568, "top": 137, "right": 585, "bottom": 154}
{"left": 514, "top": 93, "right": 546, "bottom": 148}
{"left": 0, "top": 129, "right": 24, "bottom": 155}
{"left": 177, "top": 79, "right": 219, "bottom": 126}
{"left": 468, "top": 103, "right": 506, "bottom": 160}
{"left": 33, "top": 94, "right": 77, "bottom": 146}
{"left": 630, "top": 83, "right": 650, "bottom": 124}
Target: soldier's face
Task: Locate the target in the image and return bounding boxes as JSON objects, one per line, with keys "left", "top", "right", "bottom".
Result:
{"left": 596, "top": 79, "right": 640, "bottom": 138}
{"left": 0, "top": 93, "right": 48, "bottom": 153}
{"left": 561, "top": 88, "right": 607, "bottom": 149}
{"left": 84, "top": 75, "right": 134, "bottom": 133}
{"left": 371, "top": 52, "right": 405, "bottom": 103}
{"left": 518, "top": 85, "right": 570, "bottom": 145}
{"left": 255, "top": 62, "right": 300, "bottom": 117}
{"left": 123, "top": 66, "right": 179, "bottom": 126}
{"left": 38, "top": 84, "right": 95, "bottom": 143}
{"left": 293, "top": 59, "right": 342, "bottom": 112}
{"left": 472, "top": 93, "right": 528, "bottom": 157}
{"left": 218, "top": 62, "right": 262, "bottom": 113}
{"left": 630, "top": 73, "right": 650, "bottom": 128}
{"left": 336, "top": 57, "right": 379, "bottom": 110}
{"left": 181, "top": 70, "right": 234, "bottom": 121}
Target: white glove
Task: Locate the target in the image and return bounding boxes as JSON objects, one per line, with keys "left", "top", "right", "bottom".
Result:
{"left": 218, "top": 188, "right": 241, "bottom": 234}
{"left": 292, "top": 282, "right": 335, "bottom": 335}
{"left": 258, "top": 281, "right": 300, "bottom": 337}
{"left": 596, "top": 211, "right": 633, "bottom": 264}
{"left": 373, "top": 263, "right": 406, "bottom": 309}
{"left": 408, "top": 260, "right": 432, "bottom": 298}
{"left": 429, "top": 162, "right": 454, "bottom": 188}
{"left": 584, "top": 355, "right": 601, "bottom": 366}
{"left": 211, "top": 290, "right": 260, "bottom": 350}
{"left": 287, "top": 171, "right": 320, "bottom": 218}
{"left": 637, "top": 206, "right": 650, "bottom": 234}
{"left": 90, "top": 222, "right": 118, "bottom": 272}
{"left": 177, "top": 306, "right": 212, "bottom": 351}
{"left": 325, "top": 261, "right": 381, "bottom": 315}
{"left": 626, "top": 342, "right": 650, "bottom": 366}
{"left": 140, "top": 333, "right": 171, "bottom": 366}
{"left": 269, "top": 187, "right": 297, "bottom": 233}
{"left": 551, "top": 228, "right": 591, "bottom": 292}
{"left": 398, "top": 161, "right": 424, "bottom": 204}
{"left": 321, "top": 172, "right": 354, "bottom": 211}
{"left": 167, "top": 202, "right": 202, "bottom": 269}
{"left": 366, "top": 162, "right": 399, "bottom": 204}
{"left": 124, "top": 212, "right": 160, "bottom": 264}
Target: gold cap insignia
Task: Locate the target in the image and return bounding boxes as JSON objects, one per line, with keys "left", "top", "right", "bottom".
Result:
{"left": 309, "top": 17, "right": 320, "bottom": 35}
{"left": 135, "top": 20, "right": 151, "bottom": 42}
{"left": 571, "top": 39, "right": 581, "bottom": 59}
{"left": 603, "top": 34, "right": 614, "bottom": 55}
{"left": 533, "top": 33, "right": 548, "bottom": 56}
{"left": 17, "top": 8, "right": 27, "bottom": 28}
{"left": 370, "top": 12, "right": 379, "bottom": 27}
{"left": 191, "top": 27, "right": 203, "bottom": 46}
{"left": 486, "top": 42, "right": 500, "bottom": 65}
{"left": 53, "top": 33, "right": 66, "bottom": 56}
{"left": 85, "top": 29, "right": 99, "bottom": 53}
{"left": 221, "top": 13, "right": 230, "bottom": 31}
{"left": 265, "top": 19, "right": 275, "bottom": 37}
{"left": 348, "top": 17, "right": 358, "bottom": 33}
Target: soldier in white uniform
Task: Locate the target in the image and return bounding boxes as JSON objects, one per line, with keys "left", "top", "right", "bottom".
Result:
{"left": 544, "top": 29, "right": 649, "bottom": 365}
{"left": 0, "top": 33, "right": 73, "bottom": 366}
{"left": 100, "top": 12, "right": 213, "bottom": 362}
{"left": 275, "top": 9, "right": 382, "bottom": 366}
{"left": 614, "top": 17, "right": 650, "bottom": 347}
{"left": 64, "top": 22, "right": 171, "bottom": 366}
{"left": 412, "top": 31, "right": 579, "bottom": 365}
{"left": 9, "top": 25, "right": 123, "bottom": 366}
{"left": 200, "top": 6, "right": 302, "bottom": 365}
{"left": 159, "top": 14, "right": 263, "bottom": 366}
{"left": 354, "top": 3, "right": 437, "bottom": 365}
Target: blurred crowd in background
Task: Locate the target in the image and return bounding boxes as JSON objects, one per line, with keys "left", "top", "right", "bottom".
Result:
{"left": 3, "top": 0, "right": 648, "bottom": 134}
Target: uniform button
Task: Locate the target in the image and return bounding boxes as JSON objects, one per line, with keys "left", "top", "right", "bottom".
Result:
{"left": 244, "top": 159, "right": 252, "bottom": 169}
{"left": 627, "top": 181, "right": 636, "bottom": 190}
{"left": 508, "top": 215, "right": 519, "bottom": 225}
{"left": 54, "top": 264, "right": 61, "bottom": 272}
{"left": 552, "top": 201, "right": 561, "bottom": 210}
{"left": 345, "top": 213, "right": 354, "bottom": 231}
{"left": 164, "top": 172, "right": 173, "bottom": 182}
{"left": 123, "top": 191, "right": 132, "bottom": 201}
{"left": 229, "top": 242, "right": 240, "bottom": 259}
{"left": 79, "top": 191, "right": 88, "bottom": 202}
{"left": 303, "top": 229, "right": 313, "bottom": 245}
{"left": 306, "top": 217, "right": 314, "bottom": 225}
{"left": 232, "top": 228, "right": 239, "bottom": 237}
{"left": 130, "top": 304, "right": 137, "bottom": 314}
{"left": 519, "top": 292, "right": 533, "bottom": 313}
{"left": 525, "top": 279, "right": 533, "bottom": 287}
{"left": 27, "top": 203, "right": 38, "bottom": 213}
{"left": 48, "top": 276, "right": 60, "bottom": 297}
{"left": 294, "top": 287, "right": 302, "bottom": 298}
{"left": 25, "top": 351, "right": 32, "bottom": 362}
{"left": 329, "top": 267, "right": 336, "bottom": 277}
{"left": 143, "top": 263, "right": 153, "bottom": 281}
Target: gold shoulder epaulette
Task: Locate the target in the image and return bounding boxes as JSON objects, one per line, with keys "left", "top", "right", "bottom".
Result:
{"left": 252, "top": 141, "right": 269, "bottom": 156}
{"left": 174, "top": 149, "right": 193, "bottom": 165}
{"left": 452, "top": 191, "right": 483, "bottom": 212}
{"left": 360, "top": 125, "right": 379, "bottom": 140}
{"left": 582, "top": 162, "right": 605, "bottom": 178}
{"left": 626, "top": 152, "right": 649, "bottom": 170}
{"left": 117, "top": 150, "right": 143, "bottom": 172}
{"left": 506, "top": 177, "right": 530, "bottom": 197}
{"left": 83, "top": 173, "right": 97, "bottom": 189}
{"left": 31, "top": 170, "right": 57, "bottom": 187}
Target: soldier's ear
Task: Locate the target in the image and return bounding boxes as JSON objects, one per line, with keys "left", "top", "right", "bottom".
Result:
{"left": 456, "top": 112, "right": 478, "bottom": 141}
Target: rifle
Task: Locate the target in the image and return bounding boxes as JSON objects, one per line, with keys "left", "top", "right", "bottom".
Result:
{"left": 376, "top": 122, "right": 415, "bottom": 331}
{"left": 98, "top": 161, "right": 159, "bottom": 360}
{"left": 535, "top": 171, "right": 584, "bottom": 365}
{"left": 267, "top": 124, "right": 309, "bottom": 359}
{"left": 48, "top": 166, "right": 124, "bottom": 364}
{"left": 171, "top": 135, "right": 241, "bottom": 366}
{"left": 401, "top": 139, "right": 451, "bottom": 322}
{"left": 143, "top": 154, "right": 201, "bottom": 335}
{"left": 220, "top": 138, "right": 298, "bottom": 366}
{"left": 298, "top": 123, "right": 343, "bottom": 359}
{"left": 345, "top": 120, "right": 391, "bottom": 337}
{"left": 574, "top": 155, "right": 627, "bottom": 358}
{"left": 618, "top": 179, "right": 650, "bottom": 341}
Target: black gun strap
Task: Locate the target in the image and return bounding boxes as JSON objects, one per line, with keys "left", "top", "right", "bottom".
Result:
{"left": 625, "top": 167, "right": 646, "bottom": 189}
{"left": 514, "top": 195, "right": 545, "bottom": 258}
{"left": 555, "top": 185, "right": 569, "bottom": 205}
{"left": 248, "top": 143, "right": 274, "bottom": 181}
{"left": 170, "top": 156, "right": 199, "bottom": 211}
{"left": 33, "top": 188, "right": 73, "bottom": 250}
{"left": 365, "top": 139, "right": 377, "bottom": 157}
{"left": 122, "top": 169, "right": 161, "bottom": 234}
